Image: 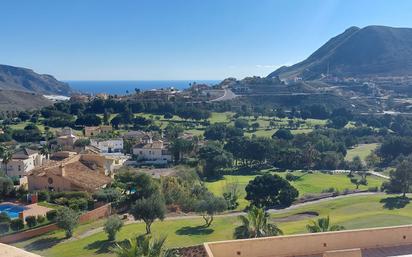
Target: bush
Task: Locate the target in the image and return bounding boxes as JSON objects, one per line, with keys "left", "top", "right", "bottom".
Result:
{"left": 0, "top": 212, "right": 11, "bottom": 223}
{"left": 68, "top": 198, "right": 88, "bottom": 211}
{"left": 25, "top": 216, "right": 38, "bottom": 228}
{"left": 285, "top": 173, "right": 300, "bottom": 181}
{"left": 37, "top": 190, "right": 50, "bottom": 202}
{"left": 0, "top": 222, "right": 10, "bottom": 234}
{"left": 46, "top": 210, "right": 58, "bottom": 221}
{"left": 10, "top": 219, "right": 24, "bottom": 231}
{"left": 37, "top": 215, "right": 46, "bottom": 224}
{"left": 103, "top": 215, "right": 123, "bottom": 241}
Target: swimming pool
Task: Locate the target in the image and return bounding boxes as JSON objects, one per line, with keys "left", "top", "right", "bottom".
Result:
{"left": 0, "top": 203, "right": 27, "bottom": 219}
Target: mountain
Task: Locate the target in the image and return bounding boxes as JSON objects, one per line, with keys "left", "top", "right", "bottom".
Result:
{"left": 268, "top": 26, "right": 412, "bottom": 80}
{"left": 0, "top": 64, "right": 72, "bottom": 95}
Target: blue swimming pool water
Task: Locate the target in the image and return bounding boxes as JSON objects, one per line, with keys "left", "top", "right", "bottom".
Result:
{"left": 0, "top": 204, "right": 27, "bottom": 219}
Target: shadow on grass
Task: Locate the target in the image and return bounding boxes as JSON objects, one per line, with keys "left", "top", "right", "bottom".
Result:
{"left": 84, "top": 239, "right": 115, "bottom": 254}
{"left": 24, "top": 237, "right": 64, "bottom": 251}
{"left": 175, "top": 225, "right": 214, "bottom": 235}
{"left": 380, "top": 196, "right": 410, "bottom": 210}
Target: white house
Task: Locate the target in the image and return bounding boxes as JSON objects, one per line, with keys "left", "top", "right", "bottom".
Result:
{"left": 90, "top": 138, "right": 123, "bottom": 153}
{"left": 132, "top": 136, "right": 172, "bottom": 164}
{"left": 2, "top": 148, "right": 44, "bottom": 178}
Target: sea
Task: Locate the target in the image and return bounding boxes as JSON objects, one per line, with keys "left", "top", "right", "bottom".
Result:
{"left": 66, "top": 80, "right": 221, "bottom": 95}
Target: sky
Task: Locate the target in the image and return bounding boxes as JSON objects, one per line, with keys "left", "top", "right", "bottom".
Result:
{"left": 1, "top": 0, "right": 412, "bottom": 80}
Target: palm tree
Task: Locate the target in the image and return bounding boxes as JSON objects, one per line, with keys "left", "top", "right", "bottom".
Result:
{"left": 39, "top": 144, "right": 50, "bottom": 160}
{"left": 112, "top": 235, "right": 177, "bottom": 257}
{"left": 233, "top": 206, "right": 283, "bottom": 239}
{"left": 306, "top": 216, "right": 345, "bottom": 233}
{"left": 1, "top": 148, "right": 12, "bottom": 176}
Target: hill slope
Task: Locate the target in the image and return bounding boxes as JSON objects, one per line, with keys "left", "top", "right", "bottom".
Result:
{"left": 0, "top": 89, "right": 52, "bottom": 112}
{"left": 0, "top": 64, "right": 72, "bottom": 95}
{"left": 268, "top": 26, "right": 412, "bottom": 80}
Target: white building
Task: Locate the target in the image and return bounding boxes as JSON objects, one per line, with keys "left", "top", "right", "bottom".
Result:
{"left": 90, "top": 138, "right": 123, "bottom": 153}
{"left": 2, "top": 148, "right": 44, "bottom": 178}
{"left": 132, "top": 137, "right": 172, "bottom": 164}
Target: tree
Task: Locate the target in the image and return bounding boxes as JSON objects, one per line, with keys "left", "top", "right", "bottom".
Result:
{"left": 384, "top": 157, "right": 412, "bottom": 197}
{"left": 39, "top": 144, "right": 51, "bottom": 160}
{"left": 250, "top": 122, "right": 260, "bottom": 131}
{"left": 0, "top": 176, "right": 14, "bottom": 199}
{"left": 245, "top": 174, "right": 298, "bottom": 208}
{"left": 164, "top": 124, "right": 184, "bottom": 140}
{"left": 234, "top": 206, "right": 283, "bottom": 239}
{"left": 130, "top": 193, "right": 166, "bottom": 234}
{"left": 112, "top": 235, "right": 177, "bottom": 257}
{"left": 234, "top": 119, "right": 249, "bottom": 130}
{"left": 114, "top": 171, "right": 159, "bottom": 205}
{"left": 194, "top": 194, "right": 227, "bottom": 227}
{"left": 104, "top": 215, "right": 123, "bottom": 241}
{"left": 75, "top": 114, "right": 102, "bottom": 126}
{"left": 306, "top": 216, "right": 345, "bottom": 233}
{"left": 198, "top": 142, "right": 233, "bottom": 179}
{"left": 56, "top": 207, "right": 79, "bottom": 238}
{"left": 365, "top": 152, "right": 380, "bottom": 169}
{"left": 1, "top": 148, "right": 12, "bottom": 175}
{"left": 223, "top": 183, "right": 240, "bottom": 210}
{"left": 169, "top": 138, "right": 193, "bottom": 164}
{"left": 273, "top": 128, "right": 294, "bottom": 140}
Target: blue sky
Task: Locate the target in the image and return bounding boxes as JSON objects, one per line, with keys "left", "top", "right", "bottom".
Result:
{"left": 1, "top": 0, "right": 412, "bottom": 80}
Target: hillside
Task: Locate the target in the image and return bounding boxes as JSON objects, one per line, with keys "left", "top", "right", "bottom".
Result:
{"left": 0, "top": 64, "right": 72, "bottom": 95}
{"left": 268, "top": 25, "right": 412, "bottom": 80}
{"left": 0, "top": 89, "right": 52, "bottom": 111}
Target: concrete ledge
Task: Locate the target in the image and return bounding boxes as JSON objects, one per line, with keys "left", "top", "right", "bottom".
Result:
{"left": 204, "top": 224, "right": 412, "bottom": 257}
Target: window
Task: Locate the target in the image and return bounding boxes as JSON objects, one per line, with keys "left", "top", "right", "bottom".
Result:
{"left": 18, "top": 165, "right": 21, "bottom": 171}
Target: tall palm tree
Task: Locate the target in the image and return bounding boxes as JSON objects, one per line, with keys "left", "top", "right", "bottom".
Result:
{"left": 234, "top": 206, "right": 283, "bottom": 239}
{"left": 112, "top": 235, "right": 177, "bottom": 257}
{"left": 1, "top": 148, "right": 12, "bottom": 176}
{"left": 306, "top": 216, "right": 345, "bottom": 233}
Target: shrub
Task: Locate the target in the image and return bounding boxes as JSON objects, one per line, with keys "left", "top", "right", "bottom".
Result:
{"left": 10, "top": 219, "right": 24, "bottom": 231}
{"left": 68, "top": 198, "right": 88, "bottom": 211}
{"left": 46, "top": 210, "right": 57, "bottom": 221}
{"left": 0, "top": 212, "right": 11, "bottom": 223}
{"left": 25, "top": 216, "right": 38, "bottom": 228}
{"left": 103, "top": 215, "right": 123, "bottom": 241}
{"left": 0, "top": 222, "right": 10, "bottom": 234}
{"left": 285, "top": 173, "right": 300, "bottom": 181}
{"left": 37, "top": 215, "right": 46, "bottom": 224}
{"left": 37, "top": 190, "right": 50, "bottom": 202}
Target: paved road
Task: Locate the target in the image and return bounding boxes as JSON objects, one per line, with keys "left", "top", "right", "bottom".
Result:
{"left": 71, "top": 192, "right": 382, "bottom": 241}
{"left": 210, "top": 88, "right": 237, "bottom": 102}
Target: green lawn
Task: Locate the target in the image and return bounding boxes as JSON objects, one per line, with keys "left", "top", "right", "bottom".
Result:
{"left": 14, "top": 194, "right": 412, "bottom": 257}
{"left": 205, "top": 171, "right": 386, "bottom": 210}
{"left": 345, "top": 143, "right": 380, "bottom": 161}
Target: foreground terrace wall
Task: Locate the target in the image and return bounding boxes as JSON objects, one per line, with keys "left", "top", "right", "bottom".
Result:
{"left": 204, "top": 225, "right": 412, "bottom": 257}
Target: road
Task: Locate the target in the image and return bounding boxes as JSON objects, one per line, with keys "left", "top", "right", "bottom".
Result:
{"left": 210, "top": 88, "right": 237, "bottom": 102}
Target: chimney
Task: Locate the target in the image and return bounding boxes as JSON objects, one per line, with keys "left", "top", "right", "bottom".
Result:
{"left": 59, "top": 163, "right": 66, "bottom": 177}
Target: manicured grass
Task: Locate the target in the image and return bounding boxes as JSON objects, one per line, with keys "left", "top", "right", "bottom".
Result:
{"left": 14, "top": 194, "right": 412, "bottom": 257}
{"left": 205, "top": 171, "right": 386, "bottom": 210}
{"left": 345, "top": 143, "right": 380, "bottom": 161}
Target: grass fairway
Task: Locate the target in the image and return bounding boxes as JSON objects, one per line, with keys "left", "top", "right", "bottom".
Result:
{"left": 345, "top": 143, "right": 380, "bottom": 161}
{"left": 14, "top": 194, "right": 412, "bottom": 257}
{"left": 205, "top": 171, "right": 385, "bottom": 210}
